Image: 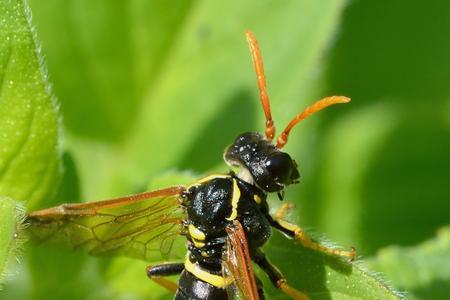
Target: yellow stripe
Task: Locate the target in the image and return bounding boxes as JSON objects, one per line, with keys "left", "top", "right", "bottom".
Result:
{"left": 184, "top": 256, "right": 231, "bottom": 288}
{"left": 226, "top": 179, "right": 240, "bottom": 221}
{"left": 188, "top": 224, "right": 206, "bottom": 241}
{"left": 253, "top": 194, "right": 262, "bottom": 204}
{"left": 192, "top": 240, "right": 205, "bottom": 248}
{"left": 187, "top": 174, "right": 229, "bottom": 189}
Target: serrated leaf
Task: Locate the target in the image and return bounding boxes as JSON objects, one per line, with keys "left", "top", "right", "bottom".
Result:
{"left": 367, "top": 226, "right": 450, "bottom": 300}
{"left": 26, "top": 169, "right": 402, "bottom": 300}
{"left": 117, "top": 173, "right": 401, "bottom": 300}
{"left": 102, "top": 223, "right": 404, "bottom": 300}
{"left": 11, "top": 1, "right": 407, "bottom": 299}
{"left": 0, "top": 0, "right": 61, "bottom": 208}
{"left": 259, "top": 230, "right": 402, "bottom": 300}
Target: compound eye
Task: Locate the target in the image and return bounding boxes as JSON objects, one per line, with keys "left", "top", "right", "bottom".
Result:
{"left": 265, "top": 153, "right": 293, "bottom": 183}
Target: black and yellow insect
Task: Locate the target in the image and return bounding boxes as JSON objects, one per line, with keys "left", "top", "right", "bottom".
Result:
{"left": 28, "top": 31, "right": 354, "bottom": 300}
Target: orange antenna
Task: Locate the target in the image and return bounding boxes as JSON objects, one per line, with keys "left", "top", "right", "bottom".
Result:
{"left": 276, "top": 96, "right": 351, "bottom": 148}
{"left": 245, "top": 31, "right": 275, "bottom": 141}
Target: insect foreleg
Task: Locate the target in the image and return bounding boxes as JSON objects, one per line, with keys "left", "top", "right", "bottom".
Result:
{"left": 146, "top": 263, "right": 184, "bottom": 293}
{"left": 274, "top": 203, "right": 295, "bottom": 220}
{"left": 268, "top": 208, "right": 356, "bottom": 260}
{"left": 251, "top": 249, "right": 309, "bottom": 300}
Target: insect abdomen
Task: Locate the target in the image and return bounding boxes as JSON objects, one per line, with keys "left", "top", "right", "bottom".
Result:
{"left": 175, "top": 270, "right": 228, "bottom": 300}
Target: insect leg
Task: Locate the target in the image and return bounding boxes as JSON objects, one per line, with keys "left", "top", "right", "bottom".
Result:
{"left": 254, "top": 275, "right": 266, "bottom": 300}
{"left": 269, "top": 212, "right": 356, "bottom": 260}
{"left": 274, "top": 202, "right": 295, "bottom": 220}
{"left": 252, "top": 249, "right": 309, "bottom": 300}
{"left": 146, "top": 263, "right": 184, "bottom": 293}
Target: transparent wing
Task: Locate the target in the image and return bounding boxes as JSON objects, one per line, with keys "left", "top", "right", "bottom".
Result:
{"left": 223, "top": 220, "right": 260, "bottom": 300}
{"left": 27, "top": 186, "right": 186, "bottom": 262}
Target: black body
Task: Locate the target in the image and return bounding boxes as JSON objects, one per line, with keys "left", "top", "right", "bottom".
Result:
{"left": 176, "top": 172, "right": 272, "bottom": 300}
{"left": 147, "top": 132, "right": 301, "bottom": 299}
{"left": 225, "top": 132, "right": 300, "bottom": 192}
{"left": 27, "top": 31, "right": 351, "bottom": 300}
{"left": 173, "top": 131, "right": 300, "bottom": 299}
{"left": 175, "top": 270, "right": 228, "bottom": 300}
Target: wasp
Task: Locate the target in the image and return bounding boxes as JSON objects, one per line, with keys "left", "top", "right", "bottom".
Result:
{"left": 28, "top": 31, "right": 355, "bottom": 300}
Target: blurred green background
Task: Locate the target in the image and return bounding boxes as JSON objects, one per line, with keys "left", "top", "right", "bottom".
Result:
{"left": 1, "top": 0, "right": 450, "bottom": 299}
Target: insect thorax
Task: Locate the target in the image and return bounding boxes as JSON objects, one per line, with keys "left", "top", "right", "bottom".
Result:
{"left": 183, "top": 173, "right": 272, "bottom": 281}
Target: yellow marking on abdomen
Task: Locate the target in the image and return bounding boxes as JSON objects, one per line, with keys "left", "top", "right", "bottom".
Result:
{"left": 184, "top": 256, "right": 231, "bottom": 288}
{"left": 188, "top": 224, "right": 206, "bottom": 248}
{"left": 226, "top": 178, "right": 240, "bottom": 220}
{"left": 253, "top": 194, "right": 262, "bottom": 204}
{"left": 192, "top": 240, "right": 205, "bottom": 248}
{"left": 188, "top": 224, "right": 206, "bottom": 241}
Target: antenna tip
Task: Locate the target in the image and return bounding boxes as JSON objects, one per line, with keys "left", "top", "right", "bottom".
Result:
{"left": 337, "top": 96, "right": 351, "bottom": 103}
{"left": 245, "top": 30, "right": 255, "bottom": 41}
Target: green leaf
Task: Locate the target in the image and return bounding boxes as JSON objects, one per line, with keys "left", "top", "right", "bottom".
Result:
{"left": 15, "top": 0, "right": 406, "bottom": 299}
{"left": 27, "top": 0, "right": 194, "bottom": 141}
{"left": 115, "top": 0, "right": 352, "bottom": 196}
{"left": 103, "top": 223, "right": 404, "bottom": 300}
{"left": 27, "top": 0, "right": 350, "bottom": 199}
{"left": 0, "top": 197, "right": 25, "bottom": 288}
{"left": 314, "top": 103, "right": 399, "bottom": 250}
{"left": 103, "top": 172, "right": 402, "bottom": 300}
{"left": 0, "top": 0, "right": 61, "bottom": 209}
{"left": 102, "top": 257, "right": 170, "bottom": 300}
{"left": 315, "top": 0, "right": 450, "bottom": 255}
{"left": 311, "top": 102, "right": 450, "bottom": 255}
{"left": 27, "top": 169, "right": 402, "bottom": 300}
{"left": 260, "top": 231, "right": 402, "bottom": 300}
{"left": 26, "top": 152, "right": 90, "bottom": 300}
{"left": 367, "top": 226, "right": 450, "bottom": 300}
